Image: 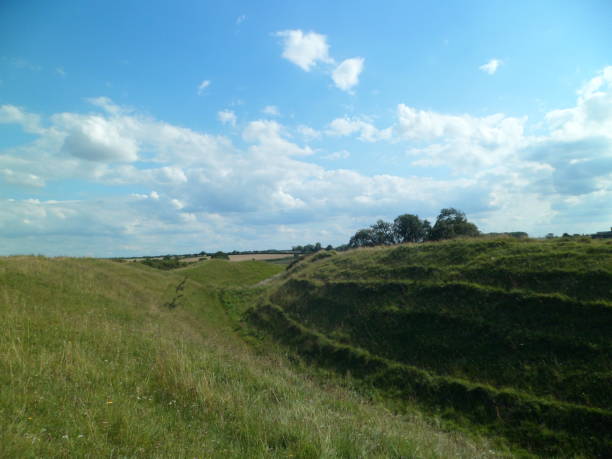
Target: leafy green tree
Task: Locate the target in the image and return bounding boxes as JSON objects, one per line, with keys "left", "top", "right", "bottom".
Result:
{"left": 369, "top": 220, "right": 395, "bottom": 245}
{"left": 393, "top": 214, "right": 431, "bottom": 243}
{"left": 349, "top": 220, "right": 395, "bottom": 248}
{"left": 429, "top": 208, "right": 479, "bottom": 241}
{"left": 349, "top": 229, "right": 376, "bottom": 248}
{"left": 293, "top": 243, "right": 322, "bottom": 253}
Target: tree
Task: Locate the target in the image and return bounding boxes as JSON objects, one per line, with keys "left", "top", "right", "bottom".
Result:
{"left": 293, "top": 243, "right": 322, "bottom": 254}
{"left": 429, "top": 208, "right": 479, "bottom": 241}
{"left": 393, "top": 214, "right": 431, "bottom": 243}
{"left": 369, "top": 220, "right": 395, "bottom": 245}
{"left": 349, "top": 220, "right": 395, "bottom": 248}
{"left": 349, "top": 228, "right": 375, "bottom": 248}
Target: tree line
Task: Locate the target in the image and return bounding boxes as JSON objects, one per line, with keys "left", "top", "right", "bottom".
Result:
{"left": 348, "top": 208, "right": 479, "bottom": 248}
{"left": 292, "top": 208, "right": 481, "bottom": 253}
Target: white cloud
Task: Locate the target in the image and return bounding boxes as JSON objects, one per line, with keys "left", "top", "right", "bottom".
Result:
{"left": 243, "top": 120, "right": 314, "bottom": 157}
{"left": 0, "top": 104, "right": 44, "bottom": 134}
{"left": 86, "top": 96, "right": 126, "bottom": 115}
{"left": 275, "top": 30, "right": 366, "bottom": 93}
{"left": 323, "top": 150, "right": 350, "bottom": 160}
{"left": 479, "top": 59, "right": 502, "bottom": 75}
{"left": 327, "top": 117, "right": 392, "bottom": 142}
{"left": 56, "top": 113, "right": 139, "bottom": 162}
{"left": 171, "top": 198, "right": 185, "bottom": 209}
{"left": 545, "top": 66, "right": 612, "bottom": 140}
{"left": 1, "top": 168, "right": 45, "bottom": 187}
{"left": 218, "top": 109, "right": 237, "bottom": 127}
{"left": 523, "top": 66, "right": 612, "bottom": 196}
{"left": 262, "top": 105, "right": 280, "bottom": 116}
{"left": 197, "top": 80, "right": 211, "bottom": 95}
{"left": 236, "top": 14, "right": 246, "bottom": 25}
{"left": 3, "top": 68, "right": 612, "bottom": 256}
{"left": 275, "top": 30, "right": 333, "bottom": 71}
{"left": 332, "top": 57, "right": 365, "bottom": 92}
{"left": 396, "top": 104, "right": 525, "bottom": 141}
{"left": 297, "top": 125, "right": 321, "bottom": 140}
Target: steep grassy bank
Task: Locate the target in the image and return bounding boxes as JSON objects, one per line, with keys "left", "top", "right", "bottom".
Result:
{"left": 0, "top": 256, "right": 499, "bottom": 457}
{"left": 247, "top": 238, "right": 612, "bottom": 457}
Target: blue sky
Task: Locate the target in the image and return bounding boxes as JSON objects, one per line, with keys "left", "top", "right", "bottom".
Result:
{"left": 1, "top": 0, "right": 611, "bottom": 256}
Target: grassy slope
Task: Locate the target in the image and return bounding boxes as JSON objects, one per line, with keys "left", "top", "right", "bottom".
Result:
{"left": 0, "top": 257, "right": 499, "bottom": 458}
{"left": 247, "top": 238, "right": 612, "bottom": 457}
{"left": 177, "top": 259, "right": 284, "bottom": 287}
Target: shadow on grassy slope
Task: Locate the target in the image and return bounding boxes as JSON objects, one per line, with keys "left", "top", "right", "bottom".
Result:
{"left": 246, "top": 238, "right": 612, "bottom": 457}
{"left": 1, "top": 256, "right": 501, "bottom": 458}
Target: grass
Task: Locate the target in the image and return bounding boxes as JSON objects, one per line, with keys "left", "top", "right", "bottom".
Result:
{"left": 177, "top": 258, "right": 284, "bottom": 288}
{"left": 246, "top": 237, "right": 612, "bottom": 457}
{"left": 0, "top": 256, "right": 501, "bottom": 458}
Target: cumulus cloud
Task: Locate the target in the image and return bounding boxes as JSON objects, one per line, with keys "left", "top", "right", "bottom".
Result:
{"left": 262, "top": 105, "right": 280, "bottom": 116}
{"left": 332, "top": 57, "right": 365, "bottom": 92}
{"left": 545, "top": 66, "right": 612, "bottom": 140}
{"left": 86, "top": 96, "right": 126, "bottom": 115}
{"left": 58, "top": 114, "right": 139, "bottom": 162}
{"left": 218, "top": 109, "right": 237, "bottom": 127}
{"left": 327, "top": 117, "right": 392, "bottom": 142}
{"left": 396, "top": 104, "right": 524, "bottom": 144}
{"left": 1, "top": 168, "right": 45, "bottom": 187}
{"left": 479, "top": 59, "right": 502, "bottom": 75}
{"left": 297, "top": 125, "right": 321, "bottom": 140}
{"left": 275, "top": 29, "right": 366, "bottom": 92}
{"left": 323, "top": 150, "right": 350, "bottom": 160}
{"left": 197, "top": 80, "right": 211, "bottom": 95}
{"left": 523, "top": 66, "right": 612, "bottom": 196}
{"left": 275, "top": 30, "right": 333, "bottom": 71}
{"left": 3, "top": 68, "right": 612, "bottom": 256}
{"left": 0, "top": 104, "right": 45, "bottom": 134}
{"left": 243, "top": 120, "right": 313, "bottom": 157}
{"left": 396, "top": 104, "right": 527, "bottom": 171}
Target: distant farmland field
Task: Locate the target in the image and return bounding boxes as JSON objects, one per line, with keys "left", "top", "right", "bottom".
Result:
{"left": 228, "top": 253, "right": 294, "bottom": 262}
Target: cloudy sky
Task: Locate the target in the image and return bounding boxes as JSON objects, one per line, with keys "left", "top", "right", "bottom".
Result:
{"left": 1, "top": 1, "right": 611, "bottom": 256}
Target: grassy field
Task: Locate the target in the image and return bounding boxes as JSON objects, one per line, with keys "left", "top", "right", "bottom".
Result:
{"left": 228, "top": 254, "right": 295, "bottom": 262}
{"left": 0, "top": 256, "right": 501, "bottom": 457}
{"left": 246, "top": 237, "right": 612, "bottom": 457}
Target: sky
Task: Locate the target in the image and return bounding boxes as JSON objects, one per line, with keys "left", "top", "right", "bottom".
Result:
{"left": 1, "top": 0, "right": 611, "bottom": 256}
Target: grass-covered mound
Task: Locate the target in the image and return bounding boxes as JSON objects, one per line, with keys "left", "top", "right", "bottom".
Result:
{"left": 178, "top": 258, "right": 283, "bottom": 287}
{"left": 247, "top": 238, "right": 612, "bottom": 456}
{"left": 0, "top": 256, "right": 498, "bottom": 457}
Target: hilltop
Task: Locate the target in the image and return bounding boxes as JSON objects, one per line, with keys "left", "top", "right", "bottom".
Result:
{"left": 246, "top": 237, "right": 612, "bottom": 457}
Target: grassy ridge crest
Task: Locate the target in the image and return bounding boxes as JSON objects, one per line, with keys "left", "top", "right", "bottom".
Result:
{"left": 247, "top": 237, "right": 612, "bottom": 456}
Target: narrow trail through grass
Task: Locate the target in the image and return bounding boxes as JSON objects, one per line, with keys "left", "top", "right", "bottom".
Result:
{"left": 1, "top": 256, "right": 503, "bottom": 458}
